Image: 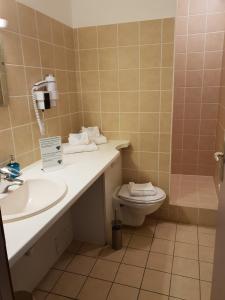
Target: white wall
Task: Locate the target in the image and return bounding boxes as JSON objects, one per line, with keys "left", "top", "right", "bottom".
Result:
{"left": 16, "top": 0, "right": 73, "bottom": 26}
{"left": 72, "top": 0, "right": 177, "bottom": 28}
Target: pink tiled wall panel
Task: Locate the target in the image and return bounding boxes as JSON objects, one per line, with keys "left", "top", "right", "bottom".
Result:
{"left": 172, "top": 0, "right": 225, "bottom": 175}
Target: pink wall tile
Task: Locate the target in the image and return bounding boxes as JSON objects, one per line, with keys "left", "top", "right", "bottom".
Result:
{"left": 205, "top": 51, "right": 223, "bottom": 69}
{"left": 202, "top": 87, "right": 221, "bottom": 103}
{"left": 200, "top": 119, "right": 217, "bottom": 135}
{"left": 183, "top": 134, "right": 199, "bottom": 149}
{"left": 175, "top": 53, "right": 186, "bottom": 70}
{"left": 174, "top": 103, "right": 185, "bottom": 118}
{"left": 207, "top": 13, "right": 225, "bottom": 32}
{"left": 187, "top": 53, "right": 204, "bottom": 70}
{"left": 201, "top": 103, "right": 219, "bottom": 119}
{"left": 189, "top": 0, "right": 207, "bottom": 15}
{"left": 183, "top": 119, "right": 200, "bottom": 134}
{"left": 175, "top": 17, "right": 188, "bottom": 35}
{"left": 173, "top": 119, "right": 184, "bottom": 134}
{"left": 174, "top": 87, "right": 185, "bottom": 103}
{"left": 188, "top": 15, "right": 206, "bottom": 34}
{"left": 177, "top": 0, "right": 189, "bottom": 16}
{"left": 174, "top": 71, "right": 186, "bottom": 87}
{"left": 175, "top": 36, "right": 187, "bottom": 53}
{"left": 187, "top": 34, "right": 205, "bottom": 52}
{"left": 207, "top": 0, "right": 225, "bottom": 14}
{"left": 185, "top": 87, "right": 202, "bottom": 103}
{"left": 186, "top": 70, "right": 203, "bottom": 87}
{"left": 204, "top": 69, "right": 221, "bottom": 86}
{"left": 199, "top": 135, "right": 216, "bottom": 150}
{"left": 172, "top": 134, "right": 183, "bottom": 149}
{"left": 205, "top": 32, "right": 224, "bottom": 51}
{"left": 182, "top": 150, "right": 198, "bottom": 164}
{"left": 184, "top": 103, "right": 201, "bottom": 119}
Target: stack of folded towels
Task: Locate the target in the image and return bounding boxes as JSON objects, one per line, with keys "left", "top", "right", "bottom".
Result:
{"left": 128, "top": 182, "right": 157, "bottom": 196}
{"left": 63, "top": 126, "right": 108, "bottom": 154}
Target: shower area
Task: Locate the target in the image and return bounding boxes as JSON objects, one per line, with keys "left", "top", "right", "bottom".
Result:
{"left": 170, "top": 0, "right": 225, "bottom": 213}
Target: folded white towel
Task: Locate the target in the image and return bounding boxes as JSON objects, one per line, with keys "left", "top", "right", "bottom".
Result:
{"left": 63, "top": 143, "right": 98, "bottom": 154}
{"left": 68, "top": 132, "right": 89, "bottom": 146}
{"left": 129, "top": 182, "right": 157, "bottom": 196}
{"left": 82, "top": 126, "right": 100, "bottom": 140}
{"left": 93, "top": 134, "right": 108, "bottom": 145}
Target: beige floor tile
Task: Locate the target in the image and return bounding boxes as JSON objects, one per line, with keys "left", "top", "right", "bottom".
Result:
{"left": 151, "top": 238, "right": 174, "bottom": 255}
{"left": 90, "top": 259, "right": 119, "bottom": 281}
{"left": 78, "top": 243, "right": 103, "bottom": 257}
{"left": 32, "top": 290, "right": 48, "bottom": 300}
{"left": 200, "top": 262, "right": 213, "bottom": 282}
{"left": 200, "top": 281, "right": 212, "bottom": 300}
{"left": 100, "top": 246, "right": 126, "bottom": 262}
{"left": 52, "top": 272, "right": 86, "bottom": 298}
{"left": 174, "top": 242, "right": 198, "bottom": 260}
{"left": 198, "top": 226, "right": 216, "bottom": 236}
{"left": 169, "top": 298, "right": 180, "bottom": 300}
{"left": 172, "top": 257, "right": 199, "bottom": 279}
{"left": 78, "top": 277, "right": 111, "bottom": 300}
{"left": 176, "top": 230, "right": 198, "bottom": 244}
{"left": 156, "top": 221, "right": 176, "bottom": 230}
{"left": 115, "top": 263, "right": 144, "bottom": 288}
{"left": 139, "top": 290, "right": 168, "bottom": 300}
{"left": 108, "top": 283, "right": 139, "bottom": 300}
{"left": 46, "top": 294, "right": 68, "bottom": 300}
{"left": 129, "top": 235, "right": 152, "bottom": 251}
{"left": 147, "top": 252, "right": 173, "bottom": 273}
{"left": 54, "top": 251, "right": 74, "bottom": 270}
{"left": 123, "top": 248, "right": 148, "bottom": 267}
{"left": 155, "top": 226, "right": 176, "bottom": 241}
{"left": 177, "top": 224, "right": 197, "bottom": 233}
{"left": 68, "top": 240, "right": 83, "bottom": 253}
{"left": 122, "top": 232, "right": 132, "bottom": 246}
{"left": 135, "top": 223, "right": 156, "bottom": 237}
{"left": 66, "top": 255, "right": 96, "bottom": 275}
{"left": 38, "top": 269, "right": 63, "bottom": 292}
{"left": 199, "top": 246, "right": 214, "bottom": 263}
{"left": 142, "top": 269, "right": 171, "bottom": 295}
{"left": 170, "top": 275, "right": 200, "bottom": 300}
{"left": 198, "top": 233, "right": 215, "bottom": 247}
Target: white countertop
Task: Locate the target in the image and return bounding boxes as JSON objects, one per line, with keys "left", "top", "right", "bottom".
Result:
{"left": 3, "top": 140, "right": 129, "bottom": 266}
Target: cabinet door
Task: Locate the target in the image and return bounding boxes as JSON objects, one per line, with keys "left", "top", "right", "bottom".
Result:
{"left": 0, "top": 210, "right": 14, "bottom": 300}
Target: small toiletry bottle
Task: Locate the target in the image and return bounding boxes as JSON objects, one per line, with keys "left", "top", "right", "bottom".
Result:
{"left": 7, "top": 155, "right": 20, "bottom": 178}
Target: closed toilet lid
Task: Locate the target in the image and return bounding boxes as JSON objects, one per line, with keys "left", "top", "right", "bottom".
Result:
{"left": 118, "top": 184, "right": 166, "bottom": 204}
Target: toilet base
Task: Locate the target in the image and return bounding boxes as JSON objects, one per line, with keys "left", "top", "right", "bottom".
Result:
{"left": 120, "top": 205, "right": 145, "bottom": 227}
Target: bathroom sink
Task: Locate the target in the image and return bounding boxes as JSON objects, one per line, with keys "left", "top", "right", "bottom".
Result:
{"left": 0, "top": 178, "right": 67, "bottom": 223}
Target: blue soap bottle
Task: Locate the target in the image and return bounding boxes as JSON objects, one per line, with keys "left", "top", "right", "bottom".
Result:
{"left": 7, "top": 155, "right": 20, "bottom": 178}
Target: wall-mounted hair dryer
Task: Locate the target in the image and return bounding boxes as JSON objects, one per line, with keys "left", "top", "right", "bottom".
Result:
{"left": 32, "top": 74, "right": 58, "bottom": 136}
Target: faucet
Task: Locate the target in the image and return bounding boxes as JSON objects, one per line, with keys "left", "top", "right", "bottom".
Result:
{"left": 0, "top": 167, "right": 24, "bottom": 194}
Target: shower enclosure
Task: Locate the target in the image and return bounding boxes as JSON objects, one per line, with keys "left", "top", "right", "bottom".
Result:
{"left": 170, "top": 0, "right": 225, "bottom": 216}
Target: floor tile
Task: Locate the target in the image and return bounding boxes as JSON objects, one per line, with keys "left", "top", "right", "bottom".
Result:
{"left": 135, "top": 223, "right": 156, "bottom": 237}
{"left": 176, "top": 230, "right": 198, "bottom": 244}
{"left": 108, "top": 283, "right": 139, "bottom": 300}
{"left": 46, "top": 294, "right": 68, "bottom": 300}
{"left": 90, "top": 259, "right": 119, "bottom": 281}
{"left": 32, "top": 290, "right": 48, "bottom": 300}
{"left": 68, "top": 240, "right": 83, "bottom": 253}
{"left": 174, "top": 242, "right": 198, "bottom": 260}
{"left": 172, "top": 257, "right": 199, "bottom": 279}
{"left": 52, "top": 272, "right": 86, "bottom": 298}
{"left": 138, "top": 290, "right": 168, "bottom": 300}
{"left": 115, "top": 263, "right": 144, "bottom": 288}
{"left": 54, "top": 251, "right": 74, "bottom": 270}
{"left": 198, "top": 233, "right": 215, "bottom": 247}
{"left": 198, "top": 226, "right": 216, "bottom": 236}
{"left": 199, "top": 245, "right": 214, "bottom": 263}
{"left": 200, "top": 281, "right": 212, "bottom": 300}
{"left": 155, "top": 226, "right": 176, "bottom": 241}
{"left": 38, "top": 269, "right": 63, "bottom": 292}
{"left": 142, "top": 269, "right": 171, "bottom": 295}
{"left": 170, "top": 275, "right": 200, "bottom": 300}
{"left": 128, "top": 235, "right": 152, "bottom": 251}
{"left": 122, "top": 232, "right": 132, "bottom": 246}
{"left": 78, "top": 243, "right": 103, "bottom": 257}
{"left": 151, "top": 238, "right": 174, "bottom": 255}
{"left": 147, "top": 252, "right": 173, "bottom": 273}
{"left": 123, "top": 248, "right": 149, "bottom": 267}
{"left": 100, "top": 246, "right": 126, "bottom": 262}
{"left": 78, "top": 277, "right": 111, "bottom": 300}
{"left": 66, "top": 255, "right": 96, "bottom": 275}
{"left": 177, "top": 224, "right": 197, "bottom": 233}
{"left": 200, "top": 262, "right": 213, "bottom": 282}
{"left": 156, "top": 221, "right": 176, "bottom": 231}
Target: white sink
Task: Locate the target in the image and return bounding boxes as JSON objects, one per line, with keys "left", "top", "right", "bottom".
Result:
{"left": 0, "top": 178, "right": 67, "bottom": 223}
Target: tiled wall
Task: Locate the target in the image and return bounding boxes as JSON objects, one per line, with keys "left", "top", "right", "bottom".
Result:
{"left": 0, "top": 0, "right": 80, "bottom": 168}
{"left": 74, "top": 19, "right": 175, "bottom": 194}
{"left": 172, "top": 0, "right": 225, "bottom": 176}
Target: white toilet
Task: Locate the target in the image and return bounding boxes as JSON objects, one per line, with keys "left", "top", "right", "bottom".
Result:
{"left": 113, "top": 184, "right": 166, "bottom": 227}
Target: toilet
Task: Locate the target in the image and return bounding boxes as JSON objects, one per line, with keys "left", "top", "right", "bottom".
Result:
{"left": 113, "top": 184, "right": 166, "bottom": 227}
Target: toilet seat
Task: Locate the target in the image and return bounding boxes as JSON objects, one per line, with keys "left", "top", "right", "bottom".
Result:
{"left": 118, "top": 184, "right": 166, "bottom": 205}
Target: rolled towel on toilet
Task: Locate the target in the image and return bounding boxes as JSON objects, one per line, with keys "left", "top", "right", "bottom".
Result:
{"left": 129, "top": 182, "right": 157, "bottom": 196}
{"left": 63, "top": 143, "right": 98, "bottom": 154}
{"left": 68, "top": 132, "right": 89, "bottom": 146}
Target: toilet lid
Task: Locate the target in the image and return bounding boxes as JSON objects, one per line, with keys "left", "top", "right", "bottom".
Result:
{"left": 118, "top": 184, "right": 166, "bottom": 204}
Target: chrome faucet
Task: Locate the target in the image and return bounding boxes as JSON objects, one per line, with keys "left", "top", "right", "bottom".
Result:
{"left": 0, "top": 167, "right": 24, "bottom": 194}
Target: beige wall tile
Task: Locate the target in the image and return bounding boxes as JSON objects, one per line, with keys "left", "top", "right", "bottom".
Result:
{"left": 119, "top": 46, "right": 139, "bottom": 69}
{"left": 83, "top": 92, "right": 100, "bottom": 112}
{"left": 101, "top": 92, "right": 119, "bottom": 112}
{"left": 0, "top": 106, "right": 11, "bottom": 130}
{"left": 163, "top": 18, "right": 175, "bottom": 43}
{"left": 140, "top": 152, "right": 159, "bottom": 171}
{"left": 9, "top": 96, "right": 30, "bottom": 126}
{"left": 120, "top": 91, "right": 139, "bottom": 112}
{"left": 118, "top": 22, "right": 139, "bottom": 46}
{"left": 36, "top": 11, "right": 52, "bottom": 43}
{"left": 80, "top": 49, "right": 98, "bottom": 71}
{"left": 13, "top": 124, "right": 33, "bottom": 155}
{"left": 140, "top": 113, "right": 159, "bottom": 132}
{"left": 21, "top": 36, "right": 41, "bottom": 67}
{"left": 1, "top": 31, "right": 23, "bottom": 65}
{"left": 39, "top": 41, "right": 54, "bottom": 68}
{"left": 17, "top": 3, "right": 37, "bottom": 37}
{"left": 140, "top": 91, "right": 160, "bottom": 112}
{"left": 161, "top": 68, "right": 174, "bottom": 90}
{"left": 98, "top": 24, "right": 117, "bottom": 47}
{"left": 78, "top": 27, "right": 97, "bottom": 49}
{"left": 99, "top": 48, "right": 118, "bottom": 70}
{"left": 140, "top": 69, "right": 161, "bottom": 90}
{"left": 0, "top": 129, "right": 14, "bottom": 163}
{"left": 6, "top": 65, "right": 26, "bottom": 96}
{"left": 53, "top": 46, "right": 66, "bottom": 70}
{"left": 64, "top": 25, "right": 74, "bottom": 49}
{"left": 140, "top": 133, "right": 159, "bottom": 152}
{"left": 119, "top": 69, "right": 139, "bottom": 90}
{"left": 100, "top": 70, "right": 118, "bottom": 91}
{"left": 141, "top": 45, "right": 161, "bottom": 68}
{"left": 51, "top": 19, "right": 64, "bottom": 46}
{"left": 0, "top": 0, "right": 18, "bottom": 32}
{"left": 102, "top": 113, "right": 119, "bottom": 131}
{"left": 162, "top": 44, "right": 174, "bottom": 67}
{"left": 140, "top": 20, "right": 162, "bottom": 44}
{"left": 81, "top": 71, "right": 99, "bottom": 91}
{"left": 120, "top": 113, "right": 139, "bottom": 132}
